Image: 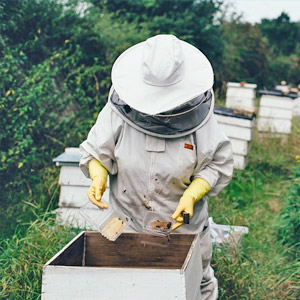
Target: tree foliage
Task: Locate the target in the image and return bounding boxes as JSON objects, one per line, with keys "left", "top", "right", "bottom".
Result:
{"left": 93, "top": 0, "right": 225, "bottom": 85}
{"left": 260, "top": 12, "right": 299, "bottom": 56}
{"left": 220, "top": 21, "right": 270, "bottom": 87}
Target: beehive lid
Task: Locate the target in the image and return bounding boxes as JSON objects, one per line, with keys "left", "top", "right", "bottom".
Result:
{"left": 258, "top": 89, "right": 298, "bottom": 99}
{"left": 53, "top": 147, "right": 81, "bottom": 166}
{"left": 214, "top": 106, "right": 254, "bottom": 120}
{"left": 226, "top": 82, "right": 257, "bottom": 89}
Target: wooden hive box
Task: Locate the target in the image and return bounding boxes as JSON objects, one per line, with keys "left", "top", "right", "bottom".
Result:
{"left": 53, "top": 148, "right": 109, "bottom": 228}
{"left": 42, "top": 232, "right": 202, "bottom": 300}
{"left": 214, "top": 106, "right": 255, "bottom": 170}
{"left": 257, "top": 94, "right": 294, "bottom": 134}
{"left": 225, "top": 82, "right": 257, "bottom": 110}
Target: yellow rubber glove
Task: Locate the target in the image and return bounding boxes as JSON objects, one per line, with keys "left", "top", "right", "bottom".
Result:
{"left": 88, "top": 159, "right": 109, "bottom": 209}
{"left": 171, "top": 177, "right": 210, "bottom": 231}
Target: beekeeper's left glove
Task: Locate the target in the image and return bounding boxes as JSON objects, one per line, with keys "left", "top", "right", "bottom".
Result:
{"left": 88, "top": 159, "right": 109, "bottom": 209}
{"left": 171, "top": 177, "right": 210, "bottom": 231}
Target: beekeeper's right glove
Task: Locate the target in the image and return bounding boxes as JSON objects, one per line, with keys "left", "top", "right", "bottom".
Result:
{"left": 88, "top": 159, "right": 109, "bottom": 209}
{"left": 171, "top": 177, "right": 210, "bottom": 231}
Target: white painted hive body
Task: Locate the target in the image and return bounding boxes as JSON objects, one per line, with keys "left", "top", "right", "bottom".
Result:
{"left": 42, "top": 231, "right": 202, "bottom": 300}
{"left": 53, "top": 148, "right": 109, "bottom": 228}
{"left": 225, "top": 82, "right": 257, "bottom": 110}
{"left": 293, "top": 97, "right": 300, "bottom": 117}
{"left": 257, "top": 94, "right": 293, "bottom": 134}
{"left": 214, "top": 107, "right": 255, "bottom": 170}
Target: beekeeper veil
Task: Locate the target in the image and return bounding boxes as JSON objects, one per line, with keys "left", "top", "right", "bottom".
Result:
{"left": 109, "top": 34, "right": 215, "bottom": 138}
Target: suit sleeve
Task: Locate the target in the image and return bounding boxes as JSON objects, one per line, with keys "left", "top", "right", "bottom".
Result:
{"left": 193, "top": 114, "right": 234, "bottom": 196}
{"left": 79, "top": 103, "right": 123, "bottom": 178}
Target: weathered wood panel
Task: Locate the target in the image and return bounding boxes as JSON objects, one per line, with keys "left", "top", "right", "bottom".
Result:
{"left": 43, "top": 231, "right": 85, "bottom": 268}
{"left": 49, "top": 233, "right": 84, "bottom": 266}
{"left": 84, "top": 232, "right": 196, "bottom": 269}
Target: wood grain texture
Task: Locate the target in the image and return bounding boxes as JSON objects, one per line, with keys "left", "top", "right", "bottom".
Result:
{"left": 84, "top": 232, "right": 196, "bottom": 269}
{"left": 50, "top": 232, "right": 84, "bottom": 266}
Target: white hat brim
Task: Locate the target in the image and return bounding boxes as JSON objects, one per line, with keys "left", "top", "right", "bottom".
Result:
{"left": 111, "top": 40, "right": 214, "bottom": 115}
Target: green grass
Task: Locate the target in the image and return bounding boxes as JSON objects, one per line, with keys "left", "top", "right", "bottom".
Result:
{"left": 0, "top": 118, "right": 299, "bottom": 299}
{"left": 209, "top": 117, "right": 300, "bottom": 299}
{"left": 0, "top": 214, "right": 80, "bottom": 300}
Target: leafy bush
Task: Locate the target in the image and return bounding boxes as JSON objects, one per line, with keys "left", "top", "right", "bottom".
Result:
{"left": 0, "top": 0, "right": 152, "bottom": 240}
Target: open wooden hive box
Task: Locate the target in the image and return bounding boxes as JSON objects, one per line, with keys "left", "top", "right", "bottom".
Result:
{"left": 42, "top": 231, "right": 202, "bottom": 300}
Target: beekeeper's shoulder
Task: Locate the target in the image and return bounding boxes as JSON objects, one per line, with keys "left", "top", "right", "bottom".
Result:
{"left": 96, "top": 102, "right": 125, "bottom": 128}
{"left": 195, "top": 113, "right": 229, "bottom": 147}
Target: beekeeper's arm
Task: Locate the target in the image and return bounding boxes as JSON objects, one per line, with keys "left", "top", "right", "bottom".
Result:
{"left": 79, "top": 100, "right": 123, "bottom": 209}
{"left": 172, "top": 114, "right": 234, "bottom": 230}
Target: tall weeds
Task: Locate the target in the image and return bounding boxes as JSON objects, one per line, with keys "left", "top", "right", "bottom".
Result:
{"left": 0, "top": 215, "right": 79, "bottom": 299}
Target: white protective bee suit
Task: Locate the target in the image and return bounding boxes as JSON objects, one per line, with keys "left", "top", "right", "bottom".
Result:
{"left": 79, "top": 34, "right": 234, "bottom": 300}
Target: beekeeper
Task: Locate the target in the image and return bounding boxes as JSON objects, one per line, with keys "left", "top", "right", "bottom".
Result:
{"left": 80, "top": 34, "right": 233, "bottom": 300}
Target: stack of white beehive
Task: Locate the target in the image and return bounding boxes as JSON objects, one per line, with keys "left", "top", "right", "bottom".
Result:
{"left": 226, "top": 82, "right": 257, "bottom": 110}
{"left": 53, "top": 147, "right": 109, "bottom": 228}
{"left": 257, "top": 91, "right": 294, "bottom": 134}
{"left": 274, "top": 84, "right": 300, "bottom": 117}
{"left": 214, "top": 107, "right": 255, "bottom": 170}
{"left": 293, "top": 97, "right": 300, "bottom": 116}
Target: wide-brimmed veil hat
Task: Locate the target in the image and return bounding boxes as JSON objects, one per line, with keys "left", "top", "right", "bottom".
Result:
{"left": 111, "top": 34, "right": 214, "bottom": 115}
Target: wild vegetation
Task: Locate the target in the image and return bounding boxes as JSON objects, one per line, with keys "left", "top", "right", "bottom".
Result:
{"left": 0, "top": 0, "right": 299, "bottom": 299}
